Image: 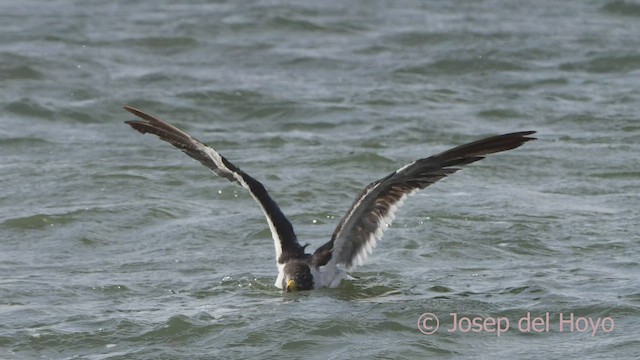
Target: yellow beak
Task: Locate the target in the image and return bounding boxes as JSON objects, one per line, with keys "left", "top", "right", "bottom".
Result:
{"left": 286, "top": 279, "right": 298, "bottom": 292}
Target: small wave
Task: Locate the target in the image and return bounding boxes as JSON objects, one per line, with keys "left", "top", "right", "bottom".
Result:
{"left": 559, "top": 54, "right": 640, "bottom": 73}
{"left": 5, "top": 99, "right": 55, "bottom": 118}
{"left": 396, "top": 57, "right": 525, "bottom": 76}
{"left": 2, "top": 213, "right": 74, "bottom": 230}
{"left": 601, "top": 1, "right": 640, "bottom": 16}
{"left": 0, "top": 65, "right": 43, "bottom": 81}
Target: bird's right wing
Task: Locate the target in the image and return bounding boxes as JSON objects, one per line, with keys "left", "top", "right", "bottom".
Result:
{"left": 123, "top": 106, "right": 306, "bottom": 271}
{"left": 312, "top": 131, "right": 536, "bottom": 272}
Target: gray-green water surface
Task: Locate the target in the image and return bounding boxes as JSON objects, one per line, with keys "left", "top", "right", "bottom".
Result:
{"left": 1, "top": 1, "right": 639, "bottom": 359}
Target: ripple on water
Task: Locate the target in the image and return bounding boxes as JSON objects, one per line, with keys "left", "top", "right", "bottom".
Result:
{"left": 396, "top": 57, "right": 525, "bottom": 76}
{"left": 601, "top": 0, "right": 640, "bottom": 16}
{"left": 559, "top": 54, "right": 640, "bottom": 73}
{"left": 0, "top": 65, "right": 44, "bottom": 81}
{"left": 2, "top": 213, "right": 74, "bottom": 230}
{"left": 5, "top": 98, "right": 55, "bottom": 119}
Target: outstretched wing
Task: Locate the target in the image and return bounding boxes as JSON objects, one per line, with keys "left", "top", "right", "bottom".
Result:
{"left": 312, "top": 131, "right": 536, "bottom": 271}
{"left": 123, "top": 106, "right": 306, "bottom": 267}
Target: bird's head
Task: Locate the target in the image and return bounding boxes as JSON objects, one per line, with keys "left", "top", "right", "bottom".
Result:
{"left": 282, "top": 261, "right": 314, "bottom": 292}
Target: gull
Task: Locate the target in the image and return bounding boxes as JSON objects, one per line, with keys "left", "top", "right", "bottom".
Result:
{"left": 124, "top": 105, "right": 536, "bottom": 292}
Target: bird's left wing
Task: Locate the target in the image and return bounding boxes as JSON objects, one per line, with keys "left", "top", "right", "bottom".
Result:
{"left": 123, "top": 106, "right": 306, "bottom": 268}
{"left": 312, "top": 131, "right": 536, "bottom": 272}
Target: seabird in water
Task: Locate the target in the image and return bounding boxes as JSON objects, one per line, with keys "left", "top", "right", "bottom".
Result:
{"left": 124, "top": 106, "right": 536, "bottom": 292}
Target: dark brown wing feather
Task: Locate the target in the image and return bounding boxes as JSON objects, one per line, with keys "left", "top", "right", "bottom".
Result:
{"left": 312, "top": 131, "right": 536, "bottom": 270}
{"left": 124, "top": 106, "right": 306, "bottom": 263}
